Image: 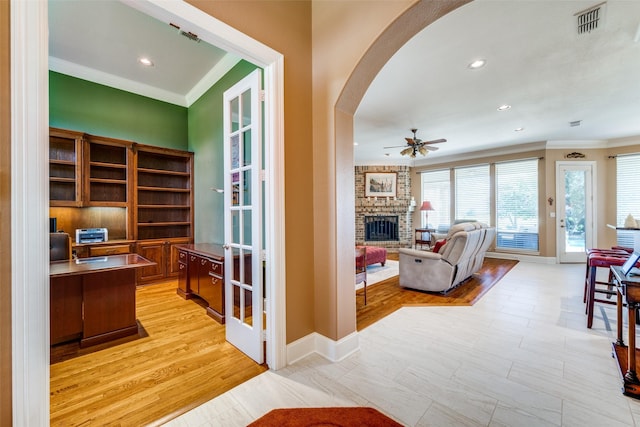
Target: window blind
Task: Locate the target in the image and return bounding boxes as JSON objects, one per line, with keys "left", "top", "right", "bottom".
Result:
{"left": 616, "top": 154, "right": 640, "bottom": 247}
{"left": 421, "top": 169, "right": 450, "bottom": 230}
{"left": 455, "top": 165, "right": 490, "bottom": 224}
{"left": 495, "top": 159, "right": 539, "bottom": 250}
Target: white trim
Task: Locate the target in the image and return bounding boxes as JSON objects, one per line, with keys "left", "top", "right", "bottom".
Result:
{"left": 186, "top": 53, "right": 241, "bottom": 106}
{"left": 287, "top": 332, "right": 360, "bottom": 365}
{"left": 49, "top": 56, "right": 187, "bottom": 107}
{"left": 11, "top": 0, "right": 50, "bottom": 424}
{"left": 50, "top": 50, "right": 240, "bottom": 108}
{"left": 12, "top": 0, "right": 287, "bottom": 422}
{"left": 263, "top": 56, "right": 287, "bottom": 370}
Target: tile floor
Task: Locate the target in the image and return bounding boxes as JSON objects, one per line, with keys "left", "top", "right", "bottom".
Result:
{"left": 167, "top": 261, "right": 640, "bottom": 426}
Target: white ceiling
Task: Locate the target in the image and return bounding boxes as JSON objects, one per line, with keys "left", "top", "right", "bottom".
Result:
{"left": 49, "top": 1, "right": 640, "bottom": 166}
{"left": 49, "top": 0, "right": 240, "bottom": 107}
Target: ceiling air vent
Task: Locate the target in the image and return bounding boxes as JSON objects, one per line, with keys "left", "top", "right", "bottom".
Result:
{"left": 575, "top": 2, "right": 606, "bottom": 35}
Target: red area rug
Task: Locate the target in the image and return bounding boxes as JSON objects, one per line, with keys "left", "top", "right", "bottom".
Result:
{"left": 247, "top": 407, "right": 402, "bottom": 427}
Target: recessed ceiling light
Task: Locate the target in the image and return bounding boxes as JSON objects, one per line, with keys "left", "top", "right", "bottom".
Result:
{"left": 497, "top": 104, "right": 511, "bottom": 111}
{"left": 353, "top": 142, "right": 359, "bottom": 146}
{"left": 468, "top": 59, "right": 486, "bottom": 69}
{"left": 139, "top": 57, "right": 154, "bottom": 67}
{"left": 515, "top": 127, "right": 524, "bottom": 132}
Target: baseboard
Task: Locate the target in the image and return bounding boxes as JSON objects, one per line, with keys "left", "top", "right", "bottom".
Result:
{"left": 486, "top": 251, "right": 556, "bottom": 264}
{"left": 286, "top": 331, "right": 360, "bottom": 365}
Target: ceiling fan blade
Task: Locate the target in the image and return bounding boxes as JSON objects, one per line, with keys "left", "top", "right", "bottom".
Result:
{"left": 423, "top": 138, "right": 446, "bottom": 144}
{"left": 423, "top": 145, "right": 439, "bottom": 151}
{"left": 405, "top": 137, "right": 417, "bottom": 145}
{"left": 383, "top": 145, "right": 410, "bottom": 149}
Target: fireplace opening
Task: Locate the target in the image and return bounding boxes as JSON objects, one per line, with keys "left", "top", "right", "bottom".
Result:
{"left": 365, "top": 215, "right": 399, "bottom": 241}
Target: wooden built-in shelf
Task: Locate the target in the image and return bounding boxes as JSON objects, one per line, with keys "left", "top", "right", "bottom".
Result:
{"left": 49, "top": 128, "right": 195, "bottom": 283}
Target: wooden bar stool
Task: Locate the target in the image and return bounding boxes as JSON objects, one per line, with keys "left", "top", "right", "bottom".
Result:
{"left": 584, "top": 248, "right": 630, "bottom": 303}
{"left": 585, "top": 252, "right": 629, "bottom": 328}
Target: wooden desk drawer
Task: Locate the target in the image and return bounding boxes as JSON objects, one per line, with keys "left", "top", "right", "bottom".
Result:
{"left": 89, "top": 244, "right": 130, "bottom": 257}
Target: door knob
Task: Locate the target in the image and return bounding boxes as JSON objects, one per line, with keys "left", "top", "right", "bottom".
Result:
{"left": 223, "top": 244, "right": 230, "bottom": 250}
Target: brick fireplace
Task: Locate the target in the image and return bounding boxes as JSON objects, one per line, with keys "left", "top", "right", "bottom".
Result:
{"left": 355, "top": 166, "right": 413, "bottom": 249}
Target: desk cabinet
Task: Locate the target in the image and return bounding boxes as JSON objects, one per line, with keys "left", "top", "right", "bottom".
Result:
{"left": 50, "top": 254, "right": 153, "bottom": 347}
{"left": 176, "top": 244, "right": 225, "bottom": 324}
{"left": 136, "top": 237, "right": 191, "bottom": 283}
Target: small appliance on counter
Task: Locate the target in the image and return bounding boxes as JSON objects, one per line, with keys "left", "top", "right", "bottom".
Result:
{"left": 75, "top": 228, "right": 108, "bottom": 244}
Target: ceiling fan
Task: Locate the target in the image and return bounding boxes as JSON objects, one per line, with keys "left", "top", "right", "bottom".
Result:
{"left": 384, "top": 128, "right": 446, "bottom": 158}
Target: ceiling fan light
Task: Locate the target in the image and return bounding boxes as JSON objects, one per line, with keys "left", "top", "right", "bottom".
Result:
{"left": 418, "top": 146, "right": 428, "bottom": 156}
{"left": 400, "top": 147, "right": 413, "bottom": 156}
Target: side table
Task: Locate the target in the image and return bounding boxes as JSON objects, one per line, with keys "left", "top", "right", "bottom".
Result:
{"left": 415, "top": 228, "right": 434, "bottom": 250}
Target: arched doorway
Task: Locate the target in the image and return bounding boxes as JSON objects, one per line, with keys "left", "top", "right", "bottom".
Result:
{"left": 333, "top": 0, "right": 470, "bottom": 340}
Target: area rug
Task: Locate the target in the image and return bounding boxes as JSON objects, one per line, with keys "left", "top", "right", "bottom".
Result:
{"left": 247, "top": 407, "right": 402, "bottom": 427}
{"left": 356, "top": 260, "right": 399, "bottom": 289}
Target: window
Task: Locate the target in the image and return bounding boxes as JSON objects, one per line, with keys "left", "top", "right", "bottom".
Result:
{"left": 455, "top": 165, "right": 490, "bottom": 224}
{"left": 495, "top": 159, "right": 539, "bottom": 251}
{"left": 421, "top": 169, "right": 450, "bottom": 230}
{"left": 616, "top": 154, "right": 640, "bottom": 247}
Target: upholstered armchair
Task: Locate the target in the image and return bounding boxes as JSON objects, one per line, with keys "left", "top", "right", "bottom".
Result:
{"left": 399, "top": 222, "right": 494, "bottom": 293}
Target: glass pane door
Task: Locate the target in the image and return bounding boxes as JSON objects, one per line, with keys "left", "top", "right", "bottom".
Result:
{"left": 223, "top": 69, "right": 263, "bottom": 363}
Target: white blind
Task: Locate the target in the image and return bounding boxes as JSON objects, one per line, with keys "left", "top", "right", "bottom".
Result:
{"left": 617, "top": 154, "right": 640, "bottom": 225}
{"left": 421, "top": 169, "right": 450, "bottom": 229}
{"left": 455, "top": 165, "right": 490, "bottom": 224}
{"left": 495, "top": 159, "right": 539, "bottom": 250}
{"left": 616, "top": 154, "right": 640, "bottom": 247}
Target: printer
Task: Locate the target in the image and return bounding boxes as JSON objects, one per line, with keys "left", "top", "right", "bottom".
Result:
{"left": 75, "top": 228, "right": 108, "bottom": 244}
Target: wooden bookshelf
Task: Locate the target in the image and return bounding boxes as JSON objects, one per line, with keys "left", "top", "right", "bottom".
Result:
{"left": 84, "top": 136, "right": 133, "bottom": 207}
{"left": 135, "top": 145, "right": 194, "bottom": 241}
{"left": 49, "top": 128, "right": 83, "bottom": 207}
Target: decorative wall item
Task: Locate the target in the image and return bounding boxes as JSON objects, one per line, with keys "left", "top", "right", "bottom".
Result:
{"left": 364, "top": 172, "right": 397, "bottom": 197}
{"left": 565, "top": 152, "right": 585, "bottom": 159}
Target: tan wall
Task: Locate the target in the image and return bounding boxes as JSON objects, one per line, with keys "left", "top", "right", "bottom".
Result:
{"left": 411, "top": 140, "right": 640, "bottom": 259}
{"left": 186, "top": 1, "right": 316, "bottom": 342}
{"left": 0, "top": 0, "right": 12, "bottom": 422}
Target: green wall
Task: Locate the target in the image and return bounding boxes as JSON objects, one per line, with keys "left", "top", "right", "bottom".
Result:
{"left": 49, "top": 61, "right": 258, "bottom": 245}
{"left": 188, "top": 60, "right": 259, "bottom": 244}
{"left": 49, "top": 71, "right": 188, "bottom": 150}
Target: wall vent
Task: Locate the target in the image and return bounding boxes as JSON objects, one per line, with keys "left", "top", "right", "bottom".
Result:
{"left": 575, "top": 2, "right": 606, "bottom": 34}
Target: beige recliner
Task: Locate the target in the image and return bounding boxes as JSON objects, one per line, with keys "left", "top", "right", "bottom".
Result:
{"left": 399, "top": 222, "right": 495, "bottom": 293}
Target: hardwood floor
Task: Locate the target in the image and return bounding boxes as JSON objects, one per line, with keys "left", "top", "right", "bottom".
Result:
{"left": 49, "top": 280, "right": 267, "bottom": 426}
{"left": 50, "top": 256, "right": 517, "bottom": 425}
{"left": 356, "top": 255, "right": 518, "bottom": 330}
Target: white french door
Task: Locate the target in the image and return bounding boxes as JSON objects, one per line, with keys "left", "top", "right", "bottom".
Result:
{"left": 556, "top": 161, "right": 596, "bottom": 263}
{"left": 223, "top": 69, "right": 264, "bottom": 363}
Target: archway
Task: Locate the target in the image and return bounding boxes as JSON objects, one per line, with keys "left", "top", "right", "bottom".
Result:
{"left": 333, "top": 0, "right": 471, "bottom": 339}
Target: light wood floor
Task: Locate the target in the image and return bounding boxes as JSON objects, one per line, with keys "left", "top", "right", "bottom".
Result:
{"left": 50, "top": 280, "right": 267, "bottom": 426}
{"left": 356, "top": 254, "right": 518, "bottom": 330}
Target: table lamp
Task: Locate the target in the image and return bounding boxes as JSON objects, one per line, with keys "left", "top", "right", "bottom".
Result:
{"left": 420, "top": 200, "right": 434, "bottom": 228}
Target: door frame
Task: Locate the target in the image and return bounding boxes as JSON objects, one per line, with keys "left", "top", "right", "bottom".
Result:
{"left": 555, "top": 160, "right": 597, "bottom": 263}
{"left": 10, "top": 0, "right": 286, "bottom": 423}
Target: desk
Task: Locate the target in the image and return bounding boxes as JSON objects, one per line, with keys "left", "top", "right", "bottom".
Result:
{"left": 415, "top": 228, "right": 434, "bottom": 250}
{"left": 611, "top": 265, "right": 640, "bottom": 398}
{"left": 50, "top": 254, "right": 154, "bottom": 347}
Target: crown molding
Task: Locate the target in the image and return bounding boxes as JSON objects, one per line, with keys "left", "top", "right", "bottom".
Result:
{"left": 185, "top": 53, "right": 241, "bottom": 106}
{"left": 49, "top": 56, "right": 187, "bottom": 107}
